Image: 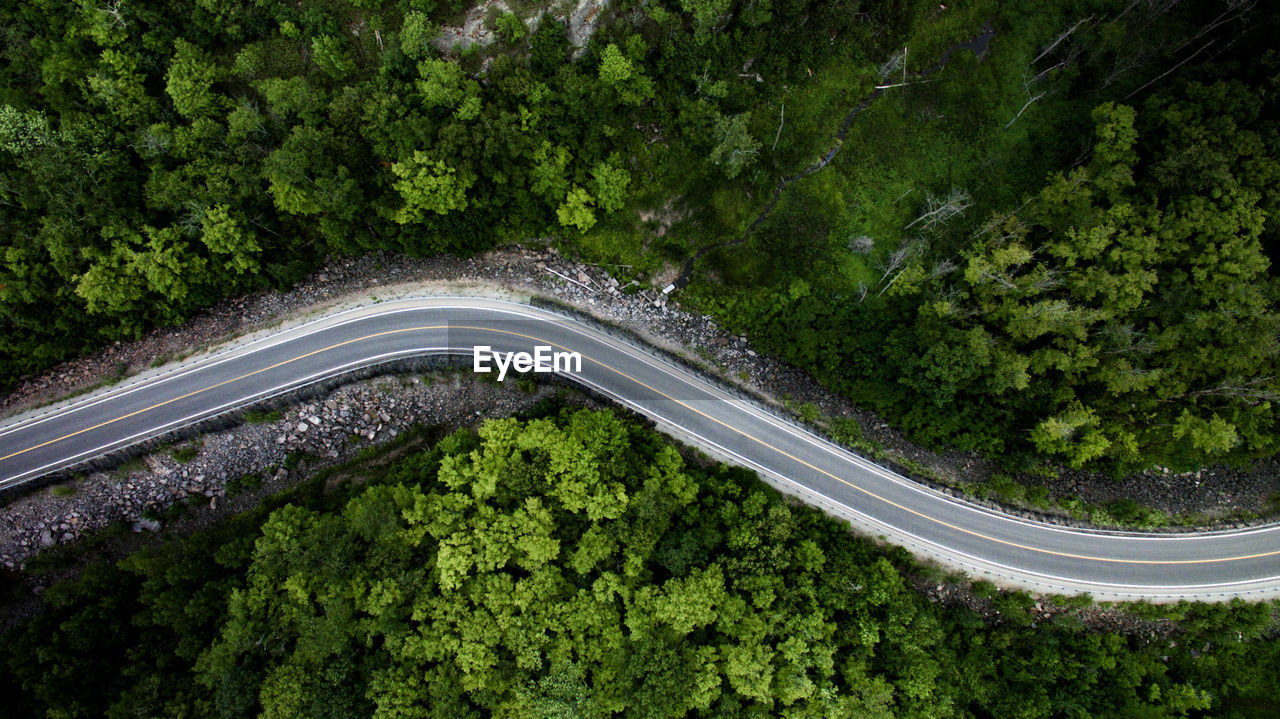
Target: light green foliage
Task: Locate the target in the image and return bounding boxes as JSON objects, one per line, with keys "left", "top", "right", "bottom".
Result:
{"left": 390, "top": 152, "right": 473, "bottom": 222}
{"left": 495, "top": 12, "right": 526, "bottom": 44}
{"left": 0, "top": 106, "right": 66, "bottom": 154}
{"left": 87, "top": 49, "right": 158, "bottom": 124}
{"left": 556, "top": 185, "right": 596, "bottom": 233}
{"left": 74, "top": 234, "right": 149, "bottom": 319}
{"left": 530, "top": 141, "right": 571, "bottom": 203}
{"left": 597, "top": 43, "right": 633, "bottom": 85}
{"left": 1029, "top": 403, "right": 1111, "bottom": 469}
{"left": 225, "top": 101, "right": 265, "bottom": 144}
{"left": 200, "top": 204, "right": 261, "bottom": 275}
{"left": 708, "top": 113, "right": 760, "bottom": 179}
{"left": 252, "top": 76, "right": 323, "bottom": 122}
{"left": 264, "top": 127, "right": 330, "bottom": 215}
{"left": 5, "top": 409, "right": 1277, "bottom": 717}
{"left": 232, "top": 44, "right": 268, "bottom": 80}
{"left": 400, "top": 11, "right": 438, "bottom": 59}
{"left": 710, "top": 53, "right": 1280, "bottom": 471}
{"left": 134, "top": 225, "right": 203, "bottom": 305}
{"left": 1088, "top": 102, "right": 1139, "bottom": 198}
{"left": 310, "top": 35, "right": 354, "bottom": 80}
{"left": 589, "top": 156, "right": 630, "bottom": 213}
{"left": 597, "top": 42, "right": 654, "bottom": 106}
{"left": 1, "top": 0, "right": 1277, "bottom": 486}
{"left": 165, "top": 40, "right": 223, "bottom": 119}
{"left": 75, "top": 225, "right": 204, "bottom": 321}
{"left": 416, "top": 58, "right": 467, "bottom": 109}
{"left": 453, "top": 93, "right": 481, "bottom": 122}
{"left": 943, "top": 97, "right": 1280, "bottom": 468}
{"left": 679, "top": 0, "right": 734, "bottom": 36}
{"left": 77, "top": 0, "right": 128, "bottom": 47}
{"left": 1172, "top": 411, "right": 1240, "bottom": 457}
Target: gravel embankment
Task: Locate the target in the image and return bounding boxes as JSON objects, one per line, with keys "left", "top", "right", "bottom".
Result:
{"left": 1, "top": 371, "right": 558, "bottom": 571}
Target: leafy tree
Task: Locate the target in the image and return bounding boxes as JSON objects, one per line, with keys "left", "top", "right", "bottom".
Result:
{"left": 311, "top": 35, "right": 354, "bottom": 80}
{"left": 589, "top": 156, "right": 630, "bottom": 213}
{"left": 528, "top": 20, "right": 568, "bottom": 75}
{"left": 87, "top": 49, "right": 159, "bottom": 125}
{"left": 494, "top": 12, "right": 526, "bottom": 45}
{"left": 400, "top": 11, "right": 438, "bottom": 60}
{"left": 530, "top": 141, "right": 571, "bottom": 204}
{"left": 200, "top": 204, "right": 261, "bottom": 275}
{"left": 708, "top": 113, "right": 760, "bottom": 179}
{"left": 0, "top": 106, "right": 67, "bottom": 154}
{"left": 254, "top": 76, "right": 326, "bottom": 124}
{"left": 905, "top": 93, "right": 1280, "bottom": 469}
{"left": 390, "top": 152, "right": 473, "bottom": 222}
{"left": 6, "top": 408, "right": 1280, "bottom": 718}
{"left": 597, "top": 43, "right": 654, "bottom": 107}
{"left": 165, "top": 39, "right": 224, "bottom": 119}
{"left": 557, "top": 185, "right": 596, "bottom": 233}
{"left": 417, "top": 58, "right": 468, "bottom": 110}
{"left": 74, "top": 230, "right": 150, "bottom": 321}
{"left": 679, "top": 0, "right": 734, "bottom": 37}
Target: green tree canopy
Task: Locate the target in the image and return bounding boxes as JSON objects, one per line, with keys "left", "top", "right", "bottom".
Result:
{"left": 390, "top": 152, "right": 474, "bottom": 222}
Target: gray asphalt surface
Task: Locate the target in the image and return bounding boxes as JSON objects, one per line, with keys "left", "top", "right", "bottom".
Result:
{"left": 2, "top": 297, "right": 1278, "bottom": 601}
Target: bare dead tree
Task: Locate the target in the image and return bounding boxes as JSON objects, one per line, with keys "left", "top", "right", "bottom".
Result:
{"left": 904, "top": 187, "right": 971, "bottom": 232}
{"left": 1033, "top": 16, "right": 1095, "bottom": 64}
{"left": 878, "top": 47, "right": 906, "bottom": 83}
{"left": 100, "top": 0, "right": 128, "bottom": 30}
{"left": 1113, "top": 0, "right": 1180, "bottom": 27}
{"left": 1005, "top": 76, "right": 1047, "bottom": 129}
{"left": 1028, "top": 268, "right": 1062, "bottom": 293}
{"left": 875, "top": 45, "right": 938, "bottom": 90}
{"left": 1099, "top": 324, "right": 1156, "bottom": 355}
{"left": 1163, "top": 377, "right": 1280, "bottom": 405}
{"left": 1024, "top": 298, "right": 1072, "bottom": 321}
{"left": 928, "top": 258, "right": 958, "bottom": 279}
{"left": 178, "top": 201, "right": 207, "bottom": 238}
{"left": 1124, "top": 38, "right": 1216, "bottom": 100}
{"left": 848, "top": 234, "right": 874, "bottom": 255}
{"left": 771, "top": 103, "right": 785, "bottom": 152}
{"left": 1099, "top": 47, "right": 1148, "bottom": 91}
{"left": 874, "top": 238, "right": 925, "bottom": 297}
{"left": 972, "top": 269, "right": 1019, "bottom": 291}
{"left": 133, "top": 126, "right": 170, "bottom": 157}
{"left": 1171, "top": 0, "right": 1255, "bottom": 55}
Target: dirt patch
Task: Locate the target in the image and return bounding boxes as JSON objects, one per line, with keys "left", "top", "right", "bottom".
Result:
{"left": 433, "top": 0, "right": 610, "bottom": 55}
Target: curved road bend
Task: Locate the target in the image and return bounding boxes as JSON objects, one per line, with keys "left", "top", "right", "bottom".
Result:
{"left": 1, "top": 297, "right": 1278, "bottom": 602}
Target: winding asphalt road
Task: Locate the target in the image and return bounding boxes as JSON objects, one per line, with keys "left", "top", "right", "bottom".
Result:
{"left": 2, "top": 297, "right": 1278, "bottom": 601}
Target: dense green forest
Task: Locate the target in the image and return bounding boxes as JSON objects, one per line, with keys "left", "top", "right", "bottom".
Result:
{"left": 3, "top": 406, "right": 1279, "bottom": 717}
{"left": 3, "top": 0, "right": 1279, "bottom": 472}
{"left": 689, "top": 2, "right": 1280, "bottom": 473}
{"left": 0, "top": 0, "right": 914, "bottom": 374}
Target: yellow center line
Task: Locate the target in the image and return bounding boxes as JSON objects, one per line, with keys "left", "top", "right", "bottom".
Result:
{"left": 5, "top": 321, "right": 1279, "bottom": 569}
{"left": 0, "top": 326, "right": 450, "bottom": 464}
{"left": 451, "top": 327, "right": 1280, "bottom": 568}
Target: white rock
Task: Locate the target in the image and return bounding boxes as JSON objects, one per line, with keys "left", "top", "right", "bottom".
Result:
{"left": 131, "top": 518, "right": 162, "bottom": 533}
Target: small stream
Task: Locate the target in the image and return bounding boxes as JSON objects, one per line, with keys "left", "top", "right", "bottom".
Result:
{"left": 674, "top": 22, "right": 996, "bottom": 288}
